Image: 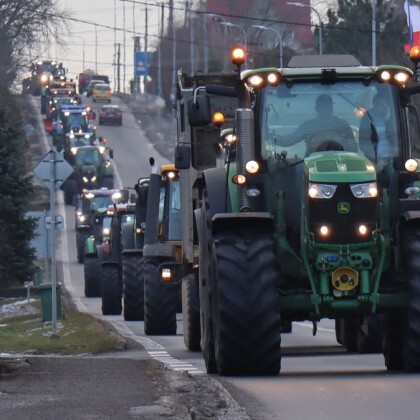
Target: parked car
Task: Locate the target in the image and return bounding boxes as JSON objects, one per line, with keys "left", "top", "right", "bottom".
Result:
{"left": 86, "top": 79, "right": 106, "bottom": 97}
{"left": 98, "top": 105, "right": 123, "bottom": 126}
{"left": 92, "top": 84, "right": 112, "bottom": 103}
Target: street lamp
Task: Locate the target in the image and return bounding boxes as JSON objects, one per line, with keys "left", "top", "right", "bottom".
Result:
{"left": 220, "top": 21, "right": 247, "bottom": 53}
{"left": 207, "top": 13, "right": 229, "bottom": 70}
{"left": 287, "top": 2, "right": 323, "bottom": 55}
{"left": 251, "top": 25, "right": 284, "bottom": 68}
{"left": 71, "top": 35, "right": 86, "bottom": 70}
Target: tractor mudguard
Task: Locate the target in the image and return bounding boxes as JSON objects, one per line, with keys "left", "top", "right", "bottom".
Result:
{"left": 212, "top": 212, "right": 274, "bottom": 236}
{"left": 202, "top": 166, "right": 231, "bottom": 218}
{"left": 122, "top": 248, "right": 143, "bottom": 257}
{"left": 194, "top": 208, "right": 202, "bottom": 244}
{"left": 96, "top": 244, "right": 105, "bottom": 261}
{"left": 101, "top": 260, "right": 119, "bottom": 268}
{"left": 143, "top": 242, "right": 175, "bottom": 259}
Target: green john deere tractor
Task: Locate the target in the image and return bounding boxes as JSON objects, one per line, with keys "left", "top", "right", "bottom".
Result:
{"left": 175, "top": 48, "right": 420, "bottom": 375}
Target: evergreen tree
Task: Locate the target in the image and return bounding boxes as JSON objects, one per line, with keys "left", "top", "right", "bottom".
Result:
{"left": 324, "top": 0, "right": 407, "bottom": 65}
{"left": 0, "top": 85, "right": 36, "bottom": 288}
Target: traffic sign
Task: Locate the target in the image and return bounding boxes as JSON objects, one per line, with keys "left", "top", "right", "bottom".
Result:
{"left": 45, "top": 215, "right": 64, "bottom": 229}
{"left": 33, "top": 149, "right": 73, "bottom": 191}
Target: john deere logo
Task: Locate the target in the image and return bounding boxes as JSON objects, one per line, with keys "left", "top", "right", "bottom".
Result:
{"left": 337, "top": 202, "right": 350, "bottom": 214}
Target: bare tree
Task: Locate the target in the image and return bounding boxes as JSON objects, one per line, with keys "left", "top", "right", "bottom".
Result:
{"left": 0, "top": 0, "right": 70, "bottom": 87}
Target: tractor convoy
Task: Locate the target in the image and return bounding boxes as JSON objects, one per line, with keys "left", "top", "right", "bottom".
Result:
{"left": 25, "top": 46, "right": 420, "bottom": 377}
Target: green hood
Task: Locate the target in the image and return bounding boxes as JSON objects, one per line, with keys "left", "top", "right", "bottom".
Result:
{"left": 304, "top": 151, "right": 376, "bottom": 183}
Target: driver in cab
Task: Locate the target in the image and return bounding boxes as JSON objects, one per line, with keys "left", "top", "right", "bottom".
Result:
{"left": 277, "top": 94, "right": 358, "bottom": 155}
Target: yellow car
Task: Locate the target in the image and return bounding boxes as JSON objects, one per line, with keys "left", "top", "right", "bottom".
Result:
{"left": 92, "top": 83, "right": 112, "bottom": 103}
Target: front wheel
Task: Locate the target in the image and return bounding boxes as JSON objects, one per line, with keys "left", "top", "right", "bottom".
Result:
{"left": 123, "top": 254, "right": 145, "bottom": 321}
{"left": 182, "top": 273, "right": 201, "bottom": 351}
{"left": 84, "top": 256, "right": 101, "bottom": 297}
{"left": 212, "top": 229, "right": 281, "bottom": 376}
{"left": 101, "top": 264, "right": 122, "bottom": 315}
{"left": 144, "top": 257, "right": 178, "bottom": 335}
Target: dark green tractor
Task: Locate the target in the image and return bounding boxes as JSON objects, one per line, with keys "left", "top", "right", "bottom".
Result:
{"left": 100, "top": 202, "right": 136, "bottom": 315}
{"left": 177, "top": 49, "right": 420, "bottom": 375}
{"left": 75, "top": 188, "right": 127, "bottom": 264}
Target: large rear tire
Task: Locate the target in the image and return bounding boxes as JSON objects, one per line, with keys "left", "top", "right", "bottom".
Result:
{"left": 144, "top": 257, "right": 178, "bottom": 335}
{"left": 403, "top": 229, "right": 420, "bottom": 371}
{"left": 84, "top": 256, "right": 101, "bottom": 297}
{"left": 123, "top": 254, "right": 145, "bottom": 321}
{"left": 182, "top": 273, "right": 201, "bottom": 351}
{"left": 212, "top": 229, "right": 281, "bottom": 376}
{"left": 101, "top": 264, "right": 122, "bottom": 315}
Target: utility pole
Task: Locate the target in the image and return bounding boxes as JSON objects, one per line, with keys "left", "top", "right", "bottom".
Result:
{"left": 117, "top": 43, "right": 121, "bottom": 93}
{"left": 134, "top": 36, "right": 141, "bottom": 94}
{"left": 123, "top": 1, "right": 126, "bottom": 93}
{"left": 145, "top": 5, "right": 148, "bottom": 93}
{"left": 95, "top": 24, "right": 98, "bottom": 73}
{"left": 158, "top": 3, "right": 164, "bottom": 98}
{"left": 169, "top": 0, "right": 176, "bottom": 90}
{"left": 114, "top": 0, "right": 117, "bottom": 87}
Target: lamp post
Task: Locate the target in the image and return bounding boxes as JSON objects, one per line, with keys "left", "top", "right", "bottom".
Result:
{"left": 220, "top": 21, "right": 247, "bottom": 53}
{"left": 372, "top": 0, "right": 376, "bottom": 66}
{"left": 251, "top": 25, "right": 284, "bottom": 68}
{"left": 207, "top": 13, "right": 229, "bottom": 70}
{"left": 287, "top": 2, "right": 323, "bottom": 55}
{"left": 72, "top": 35, "right": 86, "bottom": 70}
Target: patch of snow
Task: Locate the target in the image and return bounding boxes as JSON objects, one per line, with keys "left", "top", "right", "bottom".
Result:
{"left": 0, "top": 299, "right": 39, "bottom": 319}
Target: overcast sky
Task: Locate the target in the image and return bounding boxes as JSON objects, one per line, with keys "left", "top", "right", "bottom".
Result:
{"left": 53, "top": 0, "right": 176, "bottom": 92}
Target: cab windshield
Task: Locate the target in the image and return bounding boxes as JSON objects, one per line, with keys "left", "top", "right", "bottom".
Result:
{"left": 76, "top": 149, "right": 102, "bottom": 166}
{"left": 260, "top": 81, "right": 400, "bottom": 165}
{"left": 64, "top": 113, "right": 88, "bottom": 132}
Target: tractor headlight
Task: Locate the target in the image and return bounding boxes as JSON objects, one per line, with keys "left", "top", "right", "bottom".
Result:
{"left": 245, "top": 160, "right": 259, "bottom": 174}
{"left": 102, "top": 227, "right": 110, "bottom": 236}
{"left": 78, "top": 215, "right": 86, "bottom": 222}
{"left": 350, "top": 182, "right": 377, "bottom": 198}
{"left": 112, "top": 191, "right": 122, "bottom": 201}
{"left": 91, "top": 176, "right": 97, "bottom": 182}
{"left": 405, "top": 158, "right": 419, "bottom": 172}
{"left": 308, "top": 183, "right": 337, "bottom": 199}
{"left": 83, "top": 177, "right": 89, "bottom": 183}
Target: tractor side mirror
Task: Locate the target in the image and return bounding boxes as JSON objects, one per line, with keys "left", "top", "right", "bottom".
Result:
{"left": 108, "top": 149, "right": 114, "bottom": 159}
{"left": 175, "top": 144, "right": 191, "bottom": 169}
{"left": 187, "top": 95, "right": 212, "bottom": 127}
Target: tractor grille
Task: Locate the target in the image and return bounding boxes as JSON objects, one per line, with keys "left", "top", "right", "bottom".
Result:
{"left": 307, "top": 183, "right": 377, "bottom": 244}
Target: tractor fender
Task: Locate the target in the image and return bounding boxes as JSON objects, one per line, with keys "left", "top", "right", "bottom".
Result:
{"left": 400, "top": 210, "right": 420, "bottom": 222}
{"left": 202, "top": 166, "right": 231, "bottom": 219}
{"left": 143, "top": 242, "right": 175, "bottom": 258}
{"left": 96, "top": 244, "right": 106, "bottom": 262}
{"left": 212, "top": 212, "right": 274, "bottom": 237}
{"left": 122, "top": 248, "right": 143, "bottom": 257}
{"left": 194, "top": 208, "right": 202, "bottom": 245}
{"left": 101, "top": 260, "right": 119, "bottom": 268}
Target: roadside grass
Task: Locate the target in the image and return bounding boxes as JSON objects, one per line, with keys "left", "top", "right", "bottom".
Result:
{"left": 0, "top": 297, "right": 124, "bottom": 355}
